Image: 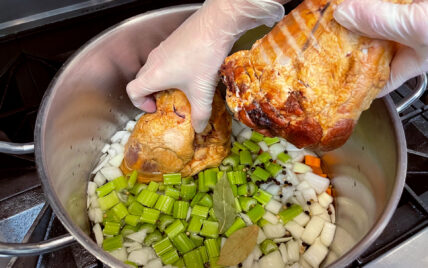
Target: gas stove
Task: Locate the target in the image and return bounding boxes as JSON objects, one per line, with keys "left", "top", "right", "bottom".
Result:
{"left": 0, "top": 0, "right": 427, "bottom": 267}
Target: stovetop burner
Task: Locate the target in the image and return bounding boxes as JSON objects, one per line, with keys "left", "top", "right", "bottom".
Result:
{"left": 0, "top": 1, "right": 427, "bottom": 267}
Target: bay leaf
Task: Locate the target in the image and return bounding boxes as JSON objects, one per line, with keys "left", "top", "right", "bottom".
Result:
{"left": 217, "top": 225, "right": 259, "bottom": 266}
{"left": 213, "top": 173, "right": 236, "bottom": 234}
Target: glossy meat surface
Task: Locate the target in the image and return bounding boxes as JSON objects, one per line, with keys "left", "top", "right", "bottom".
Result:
{"left": 221, "top": 0, "right": 411, "bottom": 151}
{"left": 120, "top": 89, "right": 231, "bottom": 182}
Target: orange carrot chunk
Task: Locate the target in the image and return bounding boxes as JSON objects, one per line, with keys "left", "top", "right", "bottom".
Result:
{"left": 304, "top": 155, "right": 321, "bottom": 168}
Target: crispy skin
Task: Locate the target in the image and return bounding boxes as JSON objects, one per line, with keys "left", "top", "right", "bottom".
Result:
{"left": 120, "top": 89, "right": 231, "bottom": 183}
{"left": 221, "top": 0, "right": 411, "bottom": 151}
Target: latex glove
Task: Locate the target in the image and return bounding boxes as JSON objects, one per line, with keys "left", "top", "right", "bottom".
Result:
{"left": 127, "top": 0, "right": 287, "bottom": 133}
{"left": 334, "top": 0, "right": 428, "bottom": 97}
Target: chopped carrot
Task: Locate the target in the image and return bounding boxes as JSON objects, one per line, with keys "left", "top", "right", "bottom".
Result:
{"left": 304, "top": 155, "right": 321, "bottom": 168}
{"left": 326, "top": 186, "right": 332, "bottom": 196}
{"left": 318, "top": 174, "right": 328, "bottom": 178}
{"left": 310, "top": 166, "right": 324, "bottom": 175}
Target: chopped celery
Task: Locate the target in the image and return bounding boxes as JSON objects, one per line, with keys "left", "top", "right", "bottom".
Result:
{"left": 111, "top": 202, "right": 128, "bottom": 219}
{"left": 247, "top": 204, "right": 265, "bottom": 223}
{"left": 144, "top": 230, "right": 162, "bottom": 246}
{"left": 181, "top": 183, "right": 196, "bottom": 200}
{"left": 191, "top": 192, "right": 205, "bottom": 207}
{"left": 260, "top": 239, "right": 278, "bottom": 255}
{"left": 239, "top": 150, "right": 253, "bottom": 165}
{"left": 102, "top": 235, "right": 123, "bottom": 251}
{"left": 243, "top": 140, "right": 261, "bottom": 153}
{"left": 190, "top": 233, "right": 204, "bottom": 247}
{"left": 198, "top": 172, "right": 208, "bottom": 193}
{"left": 127, "top": 170, "right": 138, "bottom": 188}
{"left": 163, "top": 173, "right": 182, "bottom": 185}
{"left": 113, "top": 176, "right": 128, "bottom": 191}
{"left": 253, "top": 189, "right": 272, "bottom": 205}
{"left": 140, "top": 207, "right": 160, "bottom": 224}
{"left": 154, "top": 195, "right": 175, "bottom": 214}
{"left": 187, "top": 216, "right": 204, "bottom": 233}
{"left": 172, "top": 233, "right": 196, "bottom": 254}
{"left": 98, "top": 191, "right": 120, "bottom": 211}
{"left": 136, "top": 189, "right": 159, "bottom": 208}
{"left": 277, "top": 152, "right": 291, "bottom": 163}
{"left": 252, "top": 167, "right": 271, "bottom": 181}
{"left": 204, "top": 239, "right": 219, "bottom": 258}
{"left": 96, "top": 181, "right": 115, "bottom": 197}
{"left": 165, "top": 219, "right": 185, "bottom": 238}
{"left": 204, "top": 169, "right": 217, "bottom": 189}
{"left": 128, "top": 201, "right": 144, "bottom": 216}
{"left": 250, "top": 131, "right": 264, "bottom": 142}
{"left": 153, "top": 237, "right": 174, "bottom": 255}
{"left": 264, "top": 137, "right": 280, "bottom": 146}
{"left": 198, "top": 194, "right": 213, "bottom": 208}
{"left": 191, "top": 205, "right": 209, "bottom": 218}
{"left": 239, "top": 196, "right": 257, "bottom": 212}
{"left": 266, "top": 162, "right": 282, "bottom": 177}
{"left": 147, "top": 181, "right": 159, "bottom": 192}
{"left": 124, "top": 214, "right": 139, "bottom": 226}
{"left": 173, "top": 201, "right": 190, "bottom": 219}
{"left": 222, "top": 154, "right": 240, "bottom": 167}
{"left": 279, "top": 204, "right": 303, "bottom": 224}
{"left": 183, "top": 249, "right": 204, "bottom": 268}
{"left": 103, "top": 222, "right": 121, "bottom": 235}
{"left": 165, "top": 186, "right": 181, "bottom": 200}
{"left": 224, "top": 217, "right": 246, "bottom": 237}
{"left": 158, "top": 214, "right": 175, "bottom": 232}
{"left": 255, "top": 152, "right": 272, "bottom": 164}
{"left": 200, "top": 220, "right": 219, "bottom": 238}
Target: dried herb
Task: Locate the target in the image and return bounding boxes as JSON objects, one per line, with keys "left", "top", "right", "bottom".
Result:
{"left": 213, "top": 173, "right": 236, "bottom": 234}
{"left": 217, "top": 225, "right": 259, "bottom": 266}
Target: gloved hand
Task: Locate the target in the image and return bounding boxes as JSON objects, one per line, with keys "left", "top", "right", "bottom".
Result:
{"left": 127, "top": 0, "right": 287, "bottom": 133}
{"left": 334, "top": 0, "right": 428, "bottom": 97}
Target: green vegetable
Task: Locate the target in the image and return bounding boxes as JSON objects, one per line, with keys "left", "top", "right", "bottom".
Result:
{"left": 163, "top": 173, "right": 182, "bottom": 185}
{"left": 198, "top": 194, "right": 213, "bottom": 208}
{"left": 136, "top": 189, "right": 159, "bottom": 208}
{"left": 200, "top": 220, "right": 219, "bottom": 238}
{"left": 140, "top": 223, "right": 156, "bottom": 233}
{"left": 153, "top": 237, "right": 174, "bottom": 255}
{"left": 98, "top": 191, "right": 120, "bottom": 211}
{"left": 154, "top": 195, "right": 175, "bottom": 214}
{"left": 250, "top": 131, "right": 264, "bottom": 142}
{"left": 238, "top": 197, "right": 257, "bottom": 212}
{"left": 103, "top": 222, "right": 121, "bottom": 235}
{"left": 165, "top": 186, "right": 180, "bottom": 199}
{"left": 111, "top": 202, "right": 128, "bottom": 219}
{"left": 124, "top": 214, "right": 140, "bottom": 226}
{"left": 187, "top": 216, "right": 204, "bottom": 233}
{"left": 183, "top": 249, "right": 204, "bottom": 268}
{"left": 252, "top": 167, "right": 271, "bottom": 181}
{"left": 161, "top": 249, "right": 180, "bottom": 264}
{"left": 128, "top": 201, "right": 144, "bottom": 216}
{"left": 247, "top": 204, "right": 265, "bottom": 223}
{"left": 181, "top": 183, "right": 196, "bottom": 200}
{"left": 265, "top": 162, "right": 282, "bottom": 177}
{"left": 165, "top": 219, "right": 185, "bottom": 238}
{"left": 253, "top": 189, "right": 272, "bottom": 205}
{"left": 144, "top": 230, "right": 162, "bottom": 246}
{"left": 173, "top": 201, "right": 190, "bottom": 219}
{"left": 222, "top": 154, "right": 240, "bottom": 167}
{"left": 113, "top": 176, "right": 128, "bottom": 191}
{"left": 102, "top": 235, "right": 123, "bottom": 251}
{"left": 212, "top": 174, "right": 236, "bottom": 234}
{"left": 243, "top": 140, "right": 260, "bottom": 153}
{"left": 204, "top": 168, "right": 218, "bottom": 189}
{"left": 255, "top": 152, "right": 272, "bottom": 164}
{"left": 158, "top": 214, "right": 175, "bottom": 232}
{"left": 277, "top": 152, "right": 291, "bottom": 163}
{"left": 264, "top": 137, "right": 280, "bottom": 146}
{"left": 130, "top": 183, "right": 146, "bottom": 196}
{"left": 198, "top": 246, "right": 208, "bottom": 263}
{"left": 127, "top": 170, "right": 138, "bottom": 188}
{"left": 172, "top": 233, "right": 196, "bottom": 253}
{"left": 191, "top": 192, "right": 205, "bottom": 207}
{"left": 121, "top": 224, "right": 138, "bottom": 236}
{"left": 96, "top": 181, "right": 115, "bottom": 197}
{"left": 198, "top": 172, "right": 209, "bottom": 193}
{"left": 191, "top": 205, "right": 209, "bottom": 218}
{"left": 147, "top": 181, "right": 159, "bottom": 192}
{"left": 260, "top": 239, "right": 278, "bottom": 255}
{"left": 239, "top": 150, "right": 253, "bottom": 165}
{"left": 204, "top": 239, "right": 220, "bottom": 258}
{"left": 140, "top": 207, "right": 160, "bottom": 224}
{"left": 279, "top": 204, "right": 303, "bottom": 224}
{"left": 224, "top": 217, "right": 246, "bottom": 237}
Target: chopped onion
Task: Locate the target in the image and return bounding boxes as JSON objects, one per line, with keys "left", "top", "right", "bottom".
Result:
{"left": 242, "top": 250, "right": 254, "bottom": 268}
{"left": 263, "top": 223, "right": 286, "bottom": 238}
{"left": 299, "top": 257, "right": 312, "bottom": 268}
{"left": 281, "top": 186, "right": 295, "bottom": 204}
{"left": 273, "top": 237, "right": 293, "bottom": 243}
{"left": 108, "top": 153, "right": 124, "bottom": 168}
{"left": 263, "top": 211, "right": 279, "bottom": 224}
{"left": 268, "top": 143, "right": 286, "bottom": 160}
{"left": 257, "top": 229, "right": 267, "bottom": 244}
{"left": 128, "top": 247, "right": 156, "bottom": 266}
{"left": 284, "top": 221, "right": 304, "bottom": 239}
{"left": 278, "top": 243, "right": 288, "bottom": 264}
{"left": 258, "top": 141, "right": 269, "bottom": 151}
{"left": 303, "top": 172, "right": 330, "bottom": 194}
{"left": 144, "top": 258, "right": 163, "bottom": 268}
{"left": 87, "top": 181, "right": 97, "bottom": 197}
{"left": 120, "top": 132, "right": 131, "bottom": 146}
{"left": 91, "top": 154, "right": 110, "bottom": 174}
{"left": 238, "top": 128, "right": 252, "bottom": 143}
{"left": 124, "top": 241, "right": 143, "bottom": 253}
{"left": 258, "top": 250, "right": 285, "bottom": 268}
{"left": 265, "top": 199, "right": 282, "bottom": 214}
{"left": 101, "top": 144, "right": 110, "bottom": 153}
{"left": 100, "top": 166, "right": 123, "bottom": 181}
{"left": 321, "top": 222, "right": 336, "bottom": 247}
{"left": 289, "top": 263, "right": 300, "bottom": 268}
{"left": 125, "top": 120, "right": 136, "bottom": 131}
{"left": 240, "top": 213, "right": 253, "bottom": 226}
{"left": 110, "top": 131, "right": 127, "bottom": 143}
{"left": 301, "top": 216, "right": 325, "bottom": 245}
{"left": 294, "top": 191, "right": 307, "bottom": 209}
{"left": 286, "top": 240, "right": 300, "bottom": 263}
{"left": 90, "top": 196, "right": 100, "bottom": 208}
{"left": 126, "top": 230, "right": 147, "bottom": 244}
{"left": 92, "top": 223, "right": 103, "bottom": 247}
{"left": 285, "top": 142, "right": 302, "bottom": 152}
{"left": 293, "top": 212, "right": 310, "bottom": 227}
{"left": 135, "top": 112, "right": 144, "bottom": 121}
{"left": 288, "top": 151, "right": 305, "bottom": 162}
{"left": 318, "top": 192, "right": 333, "bottom": 208}
{"left": 260, "top": 182, "right": 272, "bottom": 191}
{"left": 93, "top": 172, "right": 107, "bottom": 186}
{"left": 296, "top": 181, "right": 311, "bottom": 191}
{"left": 302, "top": 188, "right": 318, "bottom": 202}
{"left": 293, "top": 162, "right": 312, "bottom": 174}
{"left": 303, "top": 241, "right": 329, "bottom": 268}
{"left": 221, "top": 237, "right": 227, "bottom": 247}
{"left": 329, "top": 204, "right": 336, "bottom": 224}
{"left": 266, "top": 184, "right": 281, "bottom": 195}
{"left": 232, "top": 120, "right": 245, "bottom": 136}
{"left": 319, "top": 210, "right": 332, "bottom": 222}
{"left": 110, "top": 143, "right": 124, "bottom": 154}
{"left": 309, "top": 202, "right": 325, "bottom": 216}
{"left": 279, "top": 138, "right": 288, "bottom": 147}
{"left": 109, "top": 247, "right": 127, "bottom": 262}
{"left": 107, "top": 148, "right": 117, "bottom": 158}
{"left": 285, "top": 170, "right": 300, "bottom": 186}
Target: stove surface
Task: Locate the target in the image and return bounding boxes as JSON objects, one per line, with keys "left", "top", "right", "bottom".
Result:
{"left": 0, "top": 1, "right": 427, "bottom": 267}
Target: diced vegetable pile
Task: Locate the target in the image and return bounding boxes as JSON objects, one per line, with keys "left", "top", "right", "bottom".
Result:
{"left": 87, "top": 114, "right": 337, "bottom": 268}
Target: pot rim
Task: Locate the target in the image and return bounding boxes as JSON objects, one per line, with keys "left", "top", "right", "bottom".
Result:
{"left": 34, "top": 4, "right": 408, "bottom": 268}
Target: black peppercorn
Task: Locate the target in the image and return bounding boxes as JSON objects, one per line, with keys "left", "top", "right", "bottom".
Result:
{"left": 328, "top": 210, "right": 332, "bottom": 215}
{"left": 269, "top": 159, "right": 273, "bottom": 162}
{"left": 251, "top": 167, "right": 255, "bottom": 171}
{"left": 247, "top": 177, "right": 251, "bottom": 182}
{"left": 279, "top": 194, "right": 283, "bottom": 198}
{"left": 282, "top": 170, "right": 287, "bottom": 175}
{"left": 306, "top": 201, "right": 311, "bottom": 205}
{"left": 286, "top": 202, "right": 291, "bottom": 207}
{"left": 304, "top": 210, "right": 310, "bottom": 215}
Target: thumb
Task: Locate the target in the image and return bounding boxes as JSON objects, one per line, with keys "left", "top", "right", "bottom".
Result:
{"left": 334, "top": 0, "right": 428, "bottom": 50}
{"left": 185, "top": 88, "right": 214, "bottom": 134}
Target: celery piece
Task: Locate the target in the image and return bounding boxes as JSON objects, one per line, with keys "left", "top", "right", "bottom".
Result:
{"left": 255, "top": 152, "right": 272, "bottom": 164}
{"left": 139, "top": 223, "right": 156, "bottom": 233}
{"left": 128, "top": 201, "right": 144, "bottom": 216}
{"left": 191, "top": 205, "right": 209, "bottom": 218}
{"left": 147, "top": 181, "right": 159, "bottom": 192}
{"left": 222, "top": 154, "right": 240, "bottom": 167}
{"left": 266, "top": 162, "right": 282, "bottom": 177}
{"left": 98, "top": 191, "right": 120, "bottom": 211}
{"left": 127, "top": 170, "right": 138, "bottom": 188}
{"left": 263, "top": 137, "right": 280, "bottom": 146}
{"left": 232, "top": 171, "right": 247, "bottom": 185}
{"left": 237, "top": 184, "right": 248, "bottom": 196}
{"left": 158, "top": 214, "right": 175, "bottom": 232}
{"left": 239, "top": 150, "right": 253, "bottom": 165}
{"left": 203, "top": 169, "right": 217, "bottom": 189}
{"left": 102, "top": 209, "right": 120, "bottom": 224}
{"left": 247, "top": 182, "right": 258, "bottom": 196}
{"left": 279, "top": 204, "right": 303, "bottom": 224}
{"left": 243, "top": 140, "right": 261, "bottom": 153}
{"left": 121, "top": 224, "right": 139, "bottom": 236}
{"left": 144, "top": 230, "right": 162, "bottom": 246}
{"left": 173, "top": 201, "right": 190, "bottom": 219}
{"left": 153, "top": 237, "right": 174, "bottom": 256}
{"left": 260, "top": 239, "right": 278, "bottom": 255}
{"left": 163, "top": 173, "right": 182, "bottom": 185}
{"left": 190, "top": 192, "right": 205, "bottom": 207}
{"left": 235, "top": 197, "right": 242, "bottom": 213}
{"left": 103, "top": 222, "right": 121, "bottom": 235}
{"left": 208, "top": 208, "right": 217, "bottom": 221}
{"left": 258, "top": 218, "right": 270, "bottom": 228}
{"left": 125, "top": 195, "right": 135, "bottom": 207}
{"left": 102, "top": 235, "right": 123, "bottom": 251}
{"left": 190, "top": 233, "right": 204, "bottom": 247}
{"left": 130, "top": 183, "right": 146, "bottom": 196}
{"left": 96, "top": 181, "right": 115, "bottom": 197}
{"left": 173, "top": 258, "right": 185, "bottom": 268}
{"left": 250, "top": 131, "right": 264, "bottom": 142}
{"left": 183, "top": 249, "right": 204, "bottom": 268}
{"left": 231, "top": 145, "right": 240, "bottom": 155}
{"left": 154, "top": 195, "right": 175, "bottom": 214}
{"left": 165, "top": 186, "right": 181, "bottom": 200}
{"left": 124, "top": 214, "right": 140, "bottom": 226}
{"left": 187, "top": 216, "right": 204, "bottom": 233}
{"left": 247, "top": 204, "right": 265, "bottom": 223}
{"left": 136, "top": 189, "right": 159, "bottom": 208}
{"left": 233, "top": 142, "right": 247, "bottom": 151}
{"left": 140, "top": 207, "right": 160, "bottom": 225}
{"left": 172, "top": 233, "right": 196, "bottom": 254}
{"left": 224, "top": 217, "right": 246, "bottom": 237}
{"left": 277, "top": 152, "right": 291, "bottom": 164}
{"left": 239, "top": 197, "right": 257, "bottom": 212}
{"left": 165, "top": 219, "right": 185, "bottom": 238}
{"left": 198, "top": 194, "right": 213, "bottom": 208}
{"left": 181, "top": 183, "right": 196, "bottom": 201}
{"left": 198, "top": 172, "right": 208, "bottom": 193}
{"left": 204, "top": 239, "right": 219, "bottom": 258}
{"left": 111, "top": 202, "right": 128, "bottom": 219}
{"left": 252, "top": 167, "right": 271, "bottom": 181}
{"left": 200, "top": 220, "right": 219, "bottom": 238}
{"left": 113, "top": 176, "right": 128, "bottom": 191}
{"left": 161, "top": 249, "right": 180, "bottom": 265}
{"left": 198, "top": 246, "right": 208, "bottom": 264}
{"left": 124, "top": 261, "right": 138, "bottom": 268}
{"left": 182, "top": 176, "right": 193, "bottom": 185}
{"left": 253, "top": 189, "right": 272, "bottom": 205}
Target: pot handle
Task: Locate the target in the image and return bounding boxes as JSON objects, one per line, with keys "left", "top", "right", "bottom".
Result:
{"left": 0, "top": 141, "right": 34, "bottom": 154}
{"left": 395, "top": 73, "right": 427, "bottom": 113}
{"left": 0, "top": 234, "right": 75, "bottom": 257}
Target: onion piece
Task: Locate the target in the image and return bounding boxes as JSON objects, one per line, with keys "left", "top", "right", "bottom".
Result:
{"left": 281, "top": 187, "right": 295, "bottom": 204}
{"left": 257, "top": 229, "right": 267, "bottom": 244}
{"left": 144, "top": 258, "right": 163, "bottom": 268}
{"left": 266, "top": 184, "right": 281, "bottom": 195}
{"left": 240, "top": 213, "right": 253, "bottom": 226}
{"left": 273, "top": 237, "right": 293, "bottom": 243}
{"left": 126, "top": 230, "right": 147, "bottom": 243}
{"left": 265, "top": 199, "right": 282, "bottom": 214}
{"left": 100, "top": 166, "right": 123, "bottom": 181}
{"left": 279, "top": 138, "right": 288, "bottom": 147}
{"left": 284, "top": 221, "right": 304, "bottom": 239}
{"left": 293, "top": 212, "right": 310, "bottom": 227}
{"left": 109, "top": 247, "right": 127, "bottom": 262}
{"left": 238, "top": 128, "right": 252, "bottom": 142}
{"left": 232, "top": 120, "right": 245, "bottom": 136}
{"left": 110, "top": 143, "right": 124, "bottom": 154}
{"left": 285, "top": 142, "right": 303, "bottom": 152}
{"left": 288, "top": 151, "right": 305, "bottom": 162}
{"left": 286, "top": 239, "right": 300, "bottom": 263}
{"left": 125, "top": 120, "right": 136, "bottom": 131}
{"left": 101, "top": 144, "right": 110, "bottom": 153}
{"left": 258, "top": 141, "right": 269, "bottom": 152}
{"left": 301, "top": 216, "right": 325, "bottom": 245}
{"left": 87, "top": 181, "right": 97, "bottom": 197}
{"left": 110, "top": 131, "right": 127, "bottom": 143}
{"left": 258, "top": 250, "right": 285, "bottom": 268}
{"left": 318, "top": 192, "right": 333, "bottom": 208}
{"left": 92, "top": 154, "right": 110, "bottom": 174}
{"left": 329, "top": 204, "right": 336, "bottom": 224}
{"left": 124, "top": 241, "right": 143, "bottom": 253}
{"left": 299, "top": 257, "right": 312, "bottom": 268}
{"left": 320, "top": 222, "right": 336, "bottom": 247}
{"left": 269, "top": 143, "right": 286, "bottom": 160}
{"left": 263, "top": 211, "right": 279, "bottom": 224}
{"left": 120, "top": 132, "right": 131, "bottom": 146}
{"left": 302, "top": 188, "right": 318, "bottom": 202}
{"left": 302, "top": 241, "right": 329, "bottom": 268}
{"left": 285, "top": 170, "right": 300, "bottom": 186}
{"left": 303, "top": 172, "right": 329, "bottom": 194}
{"left": 107, "top": 148, "right": 117, "bottom": 158}
{"left": 128, "top": 247, "right": 156, "bottom": 266}
{"left": 242, "top": 250, "right": 254, "bottom": 268}
{"left": 90, "top": 196, "right": 99, "bottom": 208}
{"left": 293, "top": 162, "right": 312, "bottom": 174}
{"left": 263, "top": 223, "right": 286, "bottom": 238}
{"left": 296, "top": 181, "right": 311, "bottom": 191}
{"left": 135, "top": 112, "right": 145, "bottom": 121}
{"left": 108, "top": 153, "right": 124, "bottom": 168}
{"left": 309, "top": 202, "right": 325, "bottom": 216}
{"left": 92, "top": 223, "right": 103, "bottom": 247}
{"left": 93, "top": 172, "right": 107, "bottom": 187}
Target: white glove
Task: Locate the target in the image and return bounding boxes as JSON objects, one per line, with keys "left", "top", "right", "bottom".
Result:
{"left": 127, "top": 0, "right": 286, "bottom": 133}
{"left": 334, "top": 0, "right": 428, "bottom": 97}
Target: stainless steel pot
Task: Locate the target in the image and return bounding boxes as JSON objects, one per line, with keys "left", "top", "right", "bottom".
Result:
{"left": 0, "top": 4, "right": 426, "bottom": 267}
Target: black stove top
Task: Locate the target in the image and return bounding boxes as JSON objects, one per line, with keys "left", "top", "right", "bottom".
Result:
{"left": 0, "top": 1, "right": 427, "bottom": 267}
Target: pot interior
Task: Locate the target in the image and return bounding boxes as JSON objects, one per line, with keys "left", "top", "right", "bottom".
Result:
{"left": 36, "top": 5, "right": 406, "bottom": 267}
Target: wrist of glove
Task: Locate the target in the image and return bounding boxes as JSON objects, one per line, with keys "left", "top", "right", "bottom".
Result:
{"left": 334, "top": 0, "right": 428, "bottom": 97}
{"left": 127, "top": 0, "right": 285, "bottom": 133}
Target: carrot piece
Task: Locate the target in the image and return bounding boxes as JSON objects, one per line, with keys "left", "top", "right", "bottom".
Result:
{"left": 304, "top": 155, "right": 321, "bottom": 168}
{"left": 326, "top": 186, "right": 332, "bottom": 196}
{"left": 318, "top": 174, "right": 328, "bottom": 178}
{"left": 310, "top": 166, "right": 324, "bottom": 175}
